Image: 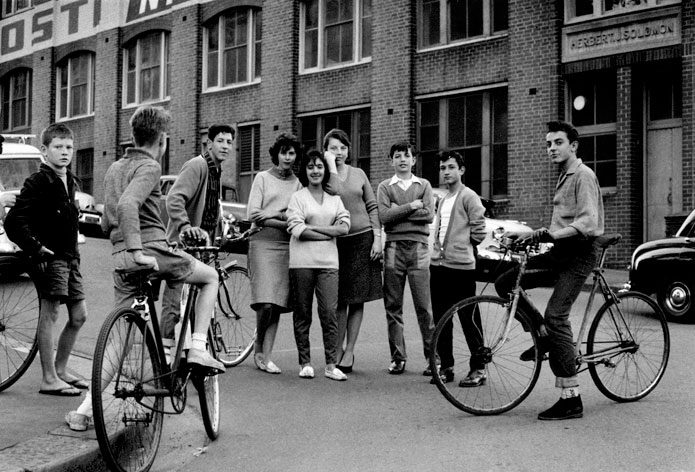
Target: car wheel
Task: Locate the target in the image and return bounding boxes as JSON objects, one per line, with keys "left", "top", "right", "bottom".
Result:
{"left": 657, "top": 279, "right": 694, "bottom": 323}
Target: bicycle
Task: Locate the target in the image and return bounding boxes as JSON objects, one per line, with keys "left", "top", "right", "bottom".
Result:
{"left": 91, "top": 245, "right": 223, "bottom": 472}
{"left": 430, "top": 233, "right": 670, "bottom": 415}
{"left": 0, "top": 253, "right": 39, "bottom": 392}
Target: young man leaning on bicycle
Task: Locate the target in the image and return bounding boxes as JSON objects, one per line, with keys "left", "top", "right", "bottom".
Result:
{"left": 495, "top": 120, "right": 604, "bottom": 421}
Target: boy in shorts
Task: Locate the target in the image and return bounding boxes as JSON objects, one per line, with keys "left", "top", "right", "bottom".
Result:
{"left": 5, "top": 123, "right": 87, "bottom": 396}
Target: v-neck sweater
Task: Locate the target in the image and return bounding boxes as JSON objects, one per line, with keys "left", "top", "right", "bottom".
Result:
{"left": 376, "top": 176, "right": 434, "bottom": 244}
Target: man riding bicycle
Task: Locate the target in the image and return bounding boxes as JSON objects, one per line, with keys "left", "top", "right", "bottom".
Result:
{"left": 495, "top": 120, "right": 604, "bottom": 421}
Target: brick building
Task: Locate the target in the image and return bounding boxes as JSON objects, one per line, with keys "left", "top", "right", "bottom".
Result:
{"left": 0, "top": 0, "right": 692, "bottom": 266}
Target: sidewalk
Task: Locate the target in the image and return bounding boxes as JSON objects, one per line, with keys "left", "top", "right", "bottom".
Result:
{"left": 0, "top": 269, "right": 629, "bottom": 472}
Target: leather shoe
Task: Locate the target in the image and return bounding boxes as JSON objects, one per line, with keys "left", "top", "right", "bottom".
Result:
{"left": 430, "top": 367, "right": 454, "bottom": 384}
{"left": 458, "top": 369, "right": 486, "bottom": 387}
{"left": 519, "top": 344, "right": 549, "bottom": 362}
{"left": 538, "top": 396, "right": 583, "bottom": 420}
{"left": 388, "top": 360, "right": 406, "bottom": 375}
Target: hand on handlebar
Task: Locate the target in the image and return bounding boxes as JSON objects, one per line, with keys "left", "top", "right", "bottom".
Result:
{"left": 181, "top": 227, "right": 210, "bottom": 245}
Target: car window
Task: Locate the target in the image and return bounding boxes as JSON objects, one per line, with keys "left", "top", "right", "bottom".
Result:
{"left": 676, "top": 210, "right": 695, "bottom": 237}
{"left": 0, "top": 158, "right": 41, "bottom": 191}
{"left": 160, "top": 179, "right": 173, "bottom": 196}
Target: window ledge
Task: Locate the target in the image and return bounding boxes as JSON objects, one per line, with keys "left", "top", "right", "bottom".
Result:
{"left": 417, "top": 32, "right": 508, "bottom": 54}
{"left": 57, "top": 113, "right": 95, "bottom": 123}
{"left": 122, "top": 97, "right": 171, "bottom": 110}
{"left": 203, "top": 79, "right": 261, "bottom": 94}
{"left": 299, "top": 58, "right": 372, "bottom": 76}
{"left": 601, "top": 187, "right": 617, "bottom": 197}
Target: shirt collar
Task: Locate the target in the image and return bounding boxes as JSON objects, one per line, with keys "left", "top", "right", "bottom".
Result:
{"left": 388, "top": 174, "right": 422, "bottom": 186}
{"left": 565, "top": 158, "right": 583, "bottom": 175}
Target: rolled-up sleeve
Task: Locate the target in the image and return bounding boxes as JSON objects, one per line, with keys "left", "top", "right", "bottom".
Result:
{"left": 335, "top": 198, "right": 351, "bottom": 231}
{"left": 570, "top": 171, "right": 603, "bottom": 237}
{"left": 286, "top": 193, "right": 307, "bottom": 238}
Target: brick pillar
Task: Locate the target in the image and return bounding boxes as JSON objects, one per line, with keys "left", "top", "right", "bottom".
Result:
{"left": 370, "top": 0, "right": 414, "bottom": 181}
{"left": 260, "top": 0, "right": 297, "bottom": 169}
{"left": 168, "top": 5, "right": 201, "bottom": 173}
{"left": 31, "top": 48, "right": 54, "bottom": 140}
{"left": 505, "top": 0, "right": 562, "bottom": 227}
{"left": 92, "top": 29, "right": 121, "bottom": 203}
{"left": 682, "top": 1, "right": 695, "bottom": 210}
{"left": 612, "top": 66, "right": 641, "bottom": 267}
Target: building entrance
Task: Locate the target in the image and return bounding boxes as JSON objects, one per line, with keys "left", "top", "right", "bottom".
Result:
{"left": 646, "top": 119, "right": 681, "bottom": 241}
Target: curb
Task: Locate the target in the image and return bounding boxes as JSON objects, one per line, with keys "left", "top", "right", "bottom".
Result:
{"left": 0, "top": 430, "right": 103, "bottom": 472}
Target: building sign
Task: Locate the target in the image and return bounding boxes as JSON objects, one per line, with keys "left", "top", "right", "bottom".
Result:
{"left": 0, "top": 0, "right": 200, "bottom": 62}
{"left": 562, "top": 8, "right": 681, "bottom": 62}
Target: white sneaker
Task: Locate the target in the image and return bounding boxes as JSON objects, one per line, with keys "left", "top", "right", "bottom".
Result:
{"left": 298, "top": 365, "right": 315, "bottom": 378}
{"left": 187, "top": 348, "right": 226, "bottom": 374}
{"left": 265, "top": 360, "right": 282, "bottom": 374}
{"left": 324, "top": 367, "right": 347, "bottom": 381}
{"left": 65, "top": 411, "right": 90, "bottom": 432}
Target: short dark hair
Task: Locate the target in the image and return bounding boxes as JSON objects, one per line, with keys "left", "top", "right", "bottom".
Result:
{"left": 389, "top": 140, "right": 414, "bottom": 159}
{"left": 269, "top": 132, "right": 302, "bottom": 166}
{"left": 439, "top": 150, "right": 464, "bottom": 168}
{"left": 208, "top": 124, "right": 235, "bottom": 142}
{"left": 298, "top": 150, "right": 331, "bottom": 188}
{"left": 547, "top": 120, "right": 579, "bottom": 144}
{"left": 41, "top": 123, "right": 74, "bottom": 147}
{"left": 129, "top": 106, "right": 171, "bottom": 147}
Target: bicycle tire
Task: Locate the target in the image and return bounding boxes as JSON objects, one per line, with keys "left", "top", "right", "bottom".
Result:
{"left": 92, "top": 308, "right": 164, "bottom": 472}
{"left": 0, "top": 275, "right": 39, "bottom": 392}
{"left": 430, "top": 295, "right": 542, "bottom": 415}
{"left": 215, "top": 264, "right": 255, "bottom": 367}
{"left": 587, "top": 291, "right": 670, "bottom": 402}
{"left": 193, "top": 329, "right": 220, "bottom": 440}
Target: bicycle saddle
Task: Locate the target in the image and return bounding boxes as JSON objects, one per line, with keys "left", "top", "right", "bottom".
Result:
{"left": 595, "top": 233, "right": 622, "bottom": 249}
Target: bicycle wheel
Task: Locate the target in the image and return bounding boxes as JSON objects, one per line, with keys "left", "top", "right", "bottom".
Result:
{"left": 215, "top": 264, "right": 255, "bottom": 367}
{"left": 0, "top": 274, "right": 39, "bottom": 392}
{"left": 430, "top": 295, "right": 542, "bottom": 415}
{"left": 193, "top": 330, "right": 220, "bottom": 440}
{"left": 92, "top": 308, "right": 165, "bottom": 472}
{"left": 587, "top": 291, "right": 669, "bottom": 402}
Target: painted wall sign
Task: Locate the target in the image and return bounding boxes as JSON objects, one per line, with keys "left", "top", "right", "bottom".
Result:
{"left": 562, "top": 8, "right": 681, "bottom": 62}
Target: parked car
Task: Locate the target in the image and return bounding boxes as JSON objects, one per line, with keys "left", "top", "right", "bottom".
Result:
{"left": 625, "top": 208, "right": 695, "bottom": 323}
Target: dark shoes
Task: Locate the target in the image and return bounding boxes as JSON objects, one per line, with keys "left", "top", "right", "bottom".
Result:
{"left": 422, "top": 362, "right": 440, "bottom": 376}
{"left": 458, "top": 369, "right": 486, "bottom": 388}
{"left": 519, "top": 344, "right": 549, "bottom": 362}
{"left": 430, "top": 367, "right": 454, "bottom": 384}
{"left": 538, "top": 396, "right": 583, "bottom": 420}
{"left": 388, "top": 360, "right": 406, "bottom": 375}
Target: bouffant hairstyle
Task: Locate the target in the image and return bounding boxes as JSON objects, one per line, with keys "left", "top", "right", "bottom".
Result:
{"left": 298, "top": 150, "right": 331, "bottom": 188}
{"left": 269, "top": 132, "right": 302, "bottom": 166}
{"left": 547, "top": 120, "right": 579, "bottom": 144}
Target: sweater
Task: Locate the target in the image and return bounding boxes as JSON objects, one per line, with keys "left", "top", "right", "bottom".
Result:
{"left": 325, "top": 166, "right": 379, "bottom": 235}
{"left": 247, "top": 169, "right": 302, "bottom": 242}
{"left": 376, "top": 175, "right": 434, "bottom": 244}
{"left": 430, "top": 186, "right": 487, "bottom": 270}
{"left": 5, "top": 163, "right": 79, "bottom": 259}
{"left": 101, "top": 148, "right": 167, "bottom": 251}
{"left": 286, "top": 188, "right": 351, "bottom": 269}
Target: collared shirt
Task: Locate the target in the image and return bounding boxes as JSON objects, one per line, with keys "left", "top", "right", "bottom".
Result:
{"left": 550, "top": 158, "right": 604, "bottom": 238}
{"left": 201, "top": 151, "right": 221, "bottom": 235}
{"left": 388, "top": 174, "right": 423, "bottom": 192}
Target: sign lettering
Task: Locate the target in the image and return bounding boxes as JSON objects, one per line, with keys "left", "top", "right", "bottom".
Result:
{"left": 1, "top": 21, "right": 24, "bottom": 55}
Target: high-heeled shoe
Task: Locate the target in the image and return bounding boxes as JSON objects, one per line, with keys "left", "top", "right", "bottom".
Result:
{"left": 336, "top": 353, "right": 354, "bottom": 374}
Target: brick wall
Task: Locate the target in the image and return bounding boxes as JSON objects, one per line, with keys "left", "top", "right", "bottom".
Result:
{"left": 682, "top": 1, "right": 694, "bottom": 211}
{"left": 31, "top": 48, "right": 54, "bottom": 141}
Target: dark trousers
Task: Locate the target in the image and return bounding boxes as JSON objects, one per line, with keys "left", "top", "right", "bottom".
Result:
{"left": 494, "top": 239, "right": 598, "bottom": 383}
{"left": 430, "top": 265, "right": 483, "bottom": 371}
{"left": 290, "top": 268, "right": 339, "bottom": 366}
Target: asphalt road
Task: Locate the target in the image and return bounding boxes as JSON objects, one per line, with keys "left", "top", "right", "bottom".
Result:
{"left": 6, "top": 236, "right": 695, "bottom": 471}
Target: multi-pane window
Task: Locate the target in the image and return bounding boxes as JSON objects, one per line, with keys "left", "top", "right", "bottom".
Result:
{"left": 123, "top": 32, "right": 170, "bottom": 106}
{"left": 417, "top": 88, "right": 507, "bottom": 198}
{"left": 237, "top": 124, "right": 261, "bottom": 202}
{"left": 57, "top": 53, "right": 95, "bottom": 119}
{"left": 568, "top": 71, "right": 617, "bottom": 188}
{"left": 419, "top": 0, "right": 508, "bottom": 49}
{"left": 299, "top": 108, "right": 371, "bottom": 176}
{"left": 73, "top": 148, "right": 94, "bottom": 195}
{"left": 1, "top": 69, "right": 31, "bottom": 132}
{"left": 647, "top": 68, "right": 681, "bottom": 122}
{"left": 2, "top": 0, "right": 29, "bottom": 17}
{"left": 301, "top": 0, "right": 372, "bottom": 71}
{"left": 204, "top": 8, "right": 262, "bottom": 90}
{"left": 565, "top": 0, "right": 680, "bottom": 21}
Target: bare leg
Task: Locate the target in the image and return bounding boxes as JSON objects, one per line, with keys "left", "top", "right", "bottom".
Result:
{"left": 38, "top": 299, "right": 73, "bottom": 391}
{"left": 262, "top": 309, "right": 281, "bottom": 362}
{"left": 184, "top": 260, "right": 219, "bottom": 336}
{"left": 338, "top": 303, "right": 364, "bottom": 367}
{"left": 54, "top": 299, "right": 87, "bottom": 384}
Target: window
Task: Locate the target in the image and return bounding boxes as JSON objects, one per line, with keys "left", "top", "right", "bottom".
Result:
{"left": 417, "top": 88, "right": 507, "bottom": 198}
{"left": 2, "top": 0, "right": 29, "bottom": 17}
{"left": 73, "top": 148, "right": 94, "bottom": 195}
{"left": 565, "top": 0, "right": 680, "bottom": 21}
{"left": 300, "top": 0, "right": 372, "bottom": 71}
{"left": 298, "top": 108, "right": 371, "bottom": 176}
{"left": 237, "top": 124, "right": 260, "bottom": 202}
{"left": 1, "top": 69, "right": 31, "bottom": 132}
{"left": 646, "top": 67, "right": 681, "bottom": 121}
{"left": 123, "top": 32, "right": 170, "bottom": 106}
{"left": 57, "top": 53, "right": 95, "bottom": 119}
{"left": 419, "top": 0, "right": 507, "bottom": 49}
{"left": 568, "top": 72, "right": 617, "bottom": 188}
{"left": 204, "top": 8, "right": 262, "bottom": 90}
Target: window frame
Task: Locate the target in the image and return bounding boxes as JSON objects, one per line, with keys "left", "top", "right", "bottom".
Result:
{"left": 56, "top": 53, "right": 96, "bottom": 121}
{"left": 564, "top": 0, "right": 681, "bottom": 24}
{"left": 416, "top": 86, "right": 508, "bottom": 199}
{"left": 1, "top": 68, "right": 32, "bottom": 132}
{"left": 417, "top": 0, "right": 508, "bottom": 51}
{"left": 122, "top": 31, "right": 170, "bottom": 107}
{"left": 299, "top": 0, "right": 372, "bottom": 73}
{"left": 203, "top": 8, "right": 262, "bottom": 92}
{"left": 237, "top": 122, "right": 261, "bottom": 203}
{"left": 2, "top": 0, "right": 30, "bottom": 17}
